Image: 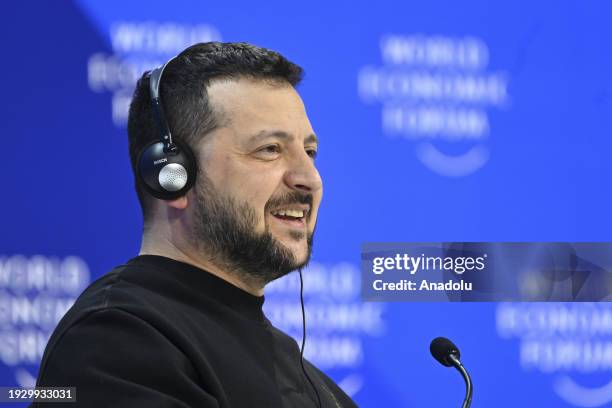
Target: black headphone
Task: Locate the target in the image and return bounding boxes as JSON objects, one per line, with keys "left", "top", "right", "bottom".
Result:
{"left": 137, "top": 57, "right": 197, "bottom": 200}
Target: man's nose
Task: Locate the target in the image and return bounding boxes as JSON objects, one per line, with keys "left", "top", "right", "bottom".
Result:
{"left": 284, "top": 152, "right": 322, "bottom": 193}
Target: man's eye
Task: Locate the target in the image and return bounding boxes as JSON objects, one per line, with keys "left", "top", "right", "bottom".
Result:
{"left": 306, "top": 149, "right": 318, "bottom": 159}
{"left": 265, "top": 145, "right": 280, "bottom": 153}
{"left": 254, "top": 145, "right": 281, "bottom": 159}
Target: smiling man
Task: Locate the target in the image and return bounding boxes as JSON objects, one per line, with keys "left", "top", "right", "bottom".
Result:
{"left": 34, "top": 42, "right": 357, "bottom": 407}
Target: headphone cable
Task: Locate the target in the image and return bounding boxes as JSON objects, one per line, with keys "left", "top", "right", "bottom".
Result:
{"left": 299, "top": 268, "right": 322, "bottom": 408}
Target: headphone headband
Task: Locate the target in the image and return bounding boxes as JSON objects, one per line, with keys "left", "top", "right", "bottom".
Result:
{"left": 149, "top": 57, "right": 177, "bottom": 151}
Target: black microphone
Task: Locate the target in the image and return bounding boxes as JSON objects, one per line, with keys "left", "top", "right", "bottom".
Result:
{"left": 430, "top": 337, "right": 473, "bottom": 408}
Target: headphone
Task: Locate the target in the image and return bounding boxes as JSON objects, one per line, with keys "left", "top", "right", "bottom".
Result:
{"left": 137, "top": 57, "right": 197, "bottom": 200}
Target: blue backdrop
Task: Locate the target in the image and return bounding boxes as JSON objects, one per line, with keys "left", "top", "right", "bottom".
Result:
{"left": 2, "top": 1, "right": 612, "bottom": 407}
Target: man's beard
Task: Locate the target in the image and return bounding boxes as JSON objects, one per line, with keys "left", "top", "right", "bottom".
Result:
{"left": 191, "top": 173, "right": 314, "bottom": 288}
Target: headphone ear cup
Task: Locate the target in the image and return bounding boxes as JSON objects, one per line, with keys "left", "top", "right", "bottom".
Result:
{"left": 137, "top": 140, "right": 197, "bottom": 200}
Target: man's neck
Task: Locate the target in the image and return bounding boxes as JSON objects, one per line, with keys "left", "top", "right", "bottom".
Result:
{"left": 139, "top": 237, "right": 265, "bottom": 297}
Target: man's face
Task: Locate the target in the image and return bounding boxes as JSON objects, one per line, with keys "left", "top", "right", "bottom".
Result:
{"left": 189, "top": 78, "right": 323, "bottom": 285}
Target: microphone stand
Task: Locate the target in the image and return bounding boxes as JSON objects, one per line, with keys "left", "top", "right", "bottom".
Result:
{"left": 448, "top": 354, "right": 473, "bottom": 408}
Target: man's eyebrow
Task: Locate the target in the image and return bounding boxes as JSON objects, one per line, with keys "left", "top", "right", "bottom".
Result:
{"left": 304, "top": 134, "right": 318, "bottom": 145}
{"left": 247, "top": 130, "right": 318, "bottom": 145}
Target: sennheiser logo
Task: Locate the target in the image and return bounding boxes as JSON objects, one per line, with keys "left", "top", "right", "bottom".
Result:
{"left": 153, "top": 158, "right": 168, "bottom": 165}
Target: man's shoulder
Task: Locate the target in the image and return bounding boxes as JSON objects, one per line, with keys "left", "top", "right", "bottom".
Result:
{"left": 37, "top": 260, "right": 193, "bottom": 380}
{"left": 42, "top": 260, "right": 184, "bottom": 359}
{"left": 58, "top": 261, "right": 163, "bottom": 326}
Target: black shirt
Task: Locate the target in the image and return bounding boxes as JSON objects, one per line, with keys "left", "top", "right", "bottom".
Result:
{"left": 34, "top": 255, "right": 358, "bottom": 407}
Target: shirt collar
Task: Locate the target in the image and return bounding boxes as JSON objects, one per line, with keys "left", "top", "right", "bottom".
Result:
{"left": 126, "top": 255, "right": 266, "bottom": 322}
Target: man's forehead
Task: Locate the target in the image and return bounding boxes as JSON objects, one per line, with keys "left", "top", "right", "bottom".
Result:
{"left": 205, "top": 78, "right": 314, "bottom": 144}
{"left": 206, "top": 77, "right": 304, "bottom": 113}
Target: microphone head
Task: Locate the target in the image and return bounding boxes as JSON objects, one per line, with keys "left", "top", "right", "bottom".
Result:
{"left": 430, "top": 337, "right": 461, "bottom": 367}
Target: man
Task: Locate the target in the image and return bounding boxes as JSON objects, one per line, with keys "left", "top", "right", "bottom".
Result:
{"left": 34, "top": 42, "right": 357, "bottom": 407}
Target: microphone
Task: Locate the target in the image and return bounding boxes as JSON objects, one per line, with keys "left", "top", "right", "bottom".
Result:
{"left": 430, "top": 337, "right": 473, "bottom": 408}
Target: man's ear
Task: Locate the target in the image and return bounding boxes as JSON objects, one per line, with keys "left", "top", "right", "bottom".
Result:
{"left": 167, "top": 196, "right": 188, "bottom": 210}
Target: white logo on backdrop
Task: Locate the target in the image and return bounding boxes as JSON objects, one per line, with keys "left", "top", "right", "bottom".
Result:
{"left": 358, "top": 35, "right": 510, "bottom": 177}
{"left": 87, "top": 21, "right": 222, "bottom": 126}
{"left": 0, "top": 255, "right": 90, "bottom": 386}
{"left": 265, "top": 262, "right": 386, "bottom": 397}
{"left": 497, "top": 303, "right": 612, "bottom": 407}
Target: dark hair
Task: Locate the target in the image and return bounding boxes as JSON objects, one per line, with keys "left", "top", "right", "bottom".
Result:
{"left": 127, "top": 42, "right": 304, "bottom": 220}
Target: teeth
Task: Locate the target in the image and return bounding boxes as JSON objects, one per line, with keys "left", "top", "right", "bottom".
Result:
{"left": 272, "top": 209, "right": 304, "bottom": 218}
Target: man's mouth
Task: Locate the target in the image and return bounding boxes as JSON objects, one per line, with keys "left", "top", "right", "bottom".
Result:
{"left": 270, "top": 206, "right": 309, "bottom": 228}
